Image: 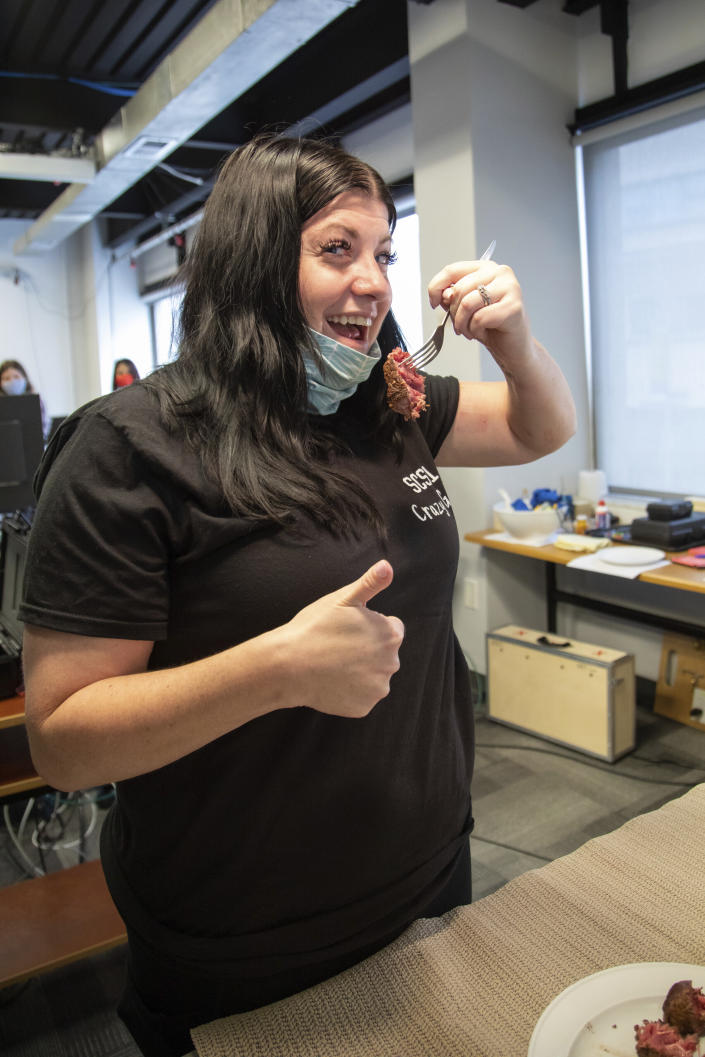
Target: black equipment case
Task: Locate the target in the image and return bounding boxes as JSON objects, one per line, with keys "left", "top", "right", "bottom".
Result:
{"left": 0, "top": 518, "right": 28, "bottom": 699}
{"left": 629, "top": 513, "right": 705, "bottom": 549}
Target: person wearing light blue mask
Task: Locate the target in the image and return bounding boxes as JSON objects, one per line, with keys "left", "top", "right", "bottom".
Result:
{"left": 0, "top": 358, "right": 50, "bottom": 439}
{"left": 20, "top": 134, "right": 576, "bottom": 1056}
{"left": 0, "top": 359, "right": 51, "bottom": 441}
{"left": 0, "top": 359, "right": 31, "bottom": 397}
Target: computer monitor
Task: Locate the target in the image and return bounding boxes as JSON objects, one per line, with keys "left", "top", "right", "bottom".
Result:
{"left": 0, "top": 394, "right": 44, "bottom": 514}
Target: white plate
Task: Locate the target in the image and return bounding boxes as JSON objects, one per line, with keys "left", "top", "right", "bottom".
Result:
{"left": 528, "top": 962, "right": 705, "bottom": 1057}
{"left": 599, "top": 546, "right": 666, "bottom": 566}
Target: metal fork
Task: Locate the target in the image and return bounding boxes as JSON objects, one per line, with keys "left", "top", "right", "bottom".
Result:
{"left": 406, "top": 239, "right": 496, "bottom": 370}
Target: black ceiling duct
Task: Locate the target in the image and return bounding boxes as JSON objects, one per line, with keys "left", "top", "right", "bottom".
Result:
{"left": 571, "top": 59, "right": 705, "bottom": 136}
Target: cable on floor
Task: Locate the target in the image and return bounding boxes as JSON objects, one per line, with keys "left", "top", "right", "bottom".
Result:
{"left": 632, "top": 753, "right": 704, "bottom": 769}
{"left": 471, "top": 744, "right": 704, "bottom": 868}
{"left": 475, "top": 742, "right": 704, "bottom": 787}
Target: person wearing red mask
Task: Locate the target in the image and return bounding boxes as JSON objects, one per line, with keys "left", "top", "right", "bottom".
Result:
{"left": 112, "top": 358, "right": 140, "bottom": 389}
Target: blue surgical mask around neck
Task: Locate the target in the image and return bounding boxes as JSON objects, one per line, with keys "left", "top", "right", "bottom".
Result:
{"left": 303, "top": 328, "right": 381, "bottom": 415}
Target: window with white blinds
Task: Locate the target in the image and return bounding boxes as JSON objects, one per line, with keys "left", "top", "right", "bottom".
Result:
{"left": 151, "top": 290, "right": 183, "bottom": 367}
{"left": 581, "top": 105, "right": 705, "bottom": 497}
{"left": 389, "top": 211, "right": 423, "bottom": 353}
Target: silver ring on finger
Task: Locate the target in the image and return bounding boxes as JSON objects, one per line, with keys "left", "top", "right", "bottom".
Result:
{"left": 477, "top": 284, "right": 492, "bottom": 308}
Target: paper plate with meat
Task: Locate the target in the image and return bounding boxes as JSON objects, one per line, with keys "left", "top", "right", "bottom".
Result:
{"left": 528, "top": 963, "right": 705, "bottom": 1057}
{"left": 383, "top": 347, "right": 428, "bottom": 421}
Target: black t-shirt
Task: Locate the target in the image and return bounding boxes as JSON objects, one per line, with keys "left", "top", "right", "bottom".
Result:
{"left": 20, "top": 376, "right": 475, "bottom": 973}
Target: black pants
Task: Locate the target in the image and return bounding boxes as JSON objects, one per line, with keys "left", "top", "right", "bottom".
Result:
{"left": 119, "top": 843, "right": 471, "bottom": 1057}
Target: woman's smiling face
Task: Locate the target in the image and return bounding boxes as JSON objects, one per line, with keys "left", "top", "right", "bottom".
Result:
{"left": 298, "top": 191, "right": 394, "bottom": 354}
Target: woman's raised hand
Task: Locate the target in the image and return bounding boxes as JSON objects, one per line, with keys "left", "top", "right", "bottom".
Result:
{"left": 285, "top": 560, "right": 404, "bottom": 718}
{"left": 427, "top": 255, "right": 534, "bottom": 371}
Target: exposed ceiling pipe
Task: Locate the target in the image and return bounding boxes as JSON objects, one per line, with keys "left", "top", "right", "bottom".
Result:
{"left": 107, "top": 53, "right": 410, "bottom": 256}
{"left": 108, "top": 179, "right": 215, "bottom": 253}
{"left": 117, "top": 208, "right": 206, "bottom": 263}
{"left": 14, "top": 0, "right": 361, "bottom": 255}
{"left": 0, "top": 152, "right": 95, "bottom": 183}
{"left": 601, "top": 0, "right": 629, "bottom": 98}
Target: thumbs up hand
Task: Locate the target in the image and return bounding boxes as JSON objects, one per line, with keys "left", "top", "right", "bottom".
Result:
{"left": 284, "top": 560, "right": 405, "bottom": 718}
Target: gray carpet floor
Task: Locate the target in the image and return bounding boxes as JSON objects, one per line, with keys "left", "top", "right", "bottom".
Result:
{"left": 470, "top": 702, "right": 705, "bottom": 899}
{"left": 2, "top": 700, "right": 705, "bottom": 1057}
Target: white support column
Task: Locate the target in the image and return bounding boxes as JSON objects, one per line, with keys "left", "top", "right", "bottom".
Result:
{"left": 408, "top": 0, "right": 491, "bottom": 673}
{"left": 408, "top": 0, "right": 482, "bottom": 375}
{"left": 407, "top": 0, "right": 590, "bottom": 671}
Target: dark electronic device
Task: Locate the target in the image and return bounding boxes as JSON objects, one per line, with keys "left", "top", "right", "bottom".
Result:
{"left": 602, "top": 525, "right": 702, "bottom": 551}
{"left": 630, "top": 513, "right": 705, "bottom": 549}
{"left": 646, "top": 500, "right": 693, "bottom": 521}
{"left": 0, "top": 394, "right": 44, "bottom": 514}
{"left": 0, "top": 518, "right": 28, "bottom": 698}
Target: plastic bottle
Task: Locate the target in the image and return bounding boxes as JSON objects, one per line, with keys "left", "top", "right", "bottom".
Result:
{"left": 595, "top": 499, "right": 610, "bottom": 530}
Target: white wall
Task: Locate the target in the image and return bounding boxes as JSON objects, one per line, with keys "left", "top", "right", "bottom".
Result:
{"left": 343, "top": 103, "right": 415, "bottom": 187}
{"left": 62, "top": 224, "right": 153, "bottom": 402}
{"left": 0, "top": 217, "right": 154, "bottom": 417}
{"left": 0, "top": 220, "right": 75, "bottom": 421}
{"left": 102, "top": 245, "right": 153, "bottom": 390}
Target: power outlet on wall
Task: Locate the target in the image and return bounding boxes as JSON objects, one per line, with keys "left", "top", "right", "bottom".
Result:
{"left": 463, "top": 577, "right": 479, "bottom": 610}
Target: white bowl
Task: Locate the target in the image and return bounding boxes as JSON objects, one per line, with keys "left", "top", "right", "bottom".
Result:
{"left": 493, "top": 501, "right": 560, "bottom": 540}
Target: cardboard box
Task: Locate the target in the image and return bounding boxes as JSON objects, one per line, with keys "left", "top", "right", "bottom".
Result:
{"left": 487, "top": 625, "right": 636, "bottom": 762}
{"left": 654, "top": 631, "right": 705, "bottom": 732}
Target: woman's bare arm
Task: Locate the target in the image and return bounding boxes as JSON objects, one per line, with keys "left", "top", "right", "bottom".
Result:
{"left": 436, "top": 340, "right": 576, "bottom": 467}
{"left": 426, "top": 257, "right": 576, "bottom": 467}
{"left": 23, "top": 560, "right": 404, "bottom": 791}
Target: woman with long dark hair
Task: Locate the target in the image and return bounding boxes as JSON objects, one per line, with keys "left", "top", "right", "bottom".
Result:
{"left": 20, "top": 134, "right": 575, "bottom": 1056}
{"left": 147, "top": 137, "right": 407, "bottom": 535}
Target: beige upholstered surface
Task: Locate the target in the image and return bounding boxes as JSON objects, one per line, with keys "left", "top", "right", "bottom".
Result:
{"left": 192, "top": 784, "right": 705, "bottom": 1057}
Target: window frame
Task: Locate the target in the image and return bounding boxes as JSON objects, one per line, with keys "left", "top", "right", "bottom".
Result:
{"left": 577, "top": 97, "right": 705, "bottom": 500}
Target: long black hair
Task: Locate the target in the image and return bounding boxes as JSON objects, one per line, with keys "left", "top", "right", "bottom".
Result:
{"left": 145, "top": 134, "right": 408, "bottom": 536}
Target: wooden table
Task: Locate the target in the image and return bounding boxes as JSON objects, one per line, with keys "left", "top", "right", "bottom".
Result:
{"left": 0, "top": 859, "right": 126, "bottom": 988}
{"left": 0, "top": 694, "right": 127, "bottom": 988}
{"left": 190, "top": 784, "right": 705, "bottom": 1057}
{"left": 0, "top": 693, "right": 48, "bottom": 801}
{"left": 0, "top": 522, "right": 127, "bottom": 985}
{"left": 464, "top": 529, "right": 705, "bottom": 638}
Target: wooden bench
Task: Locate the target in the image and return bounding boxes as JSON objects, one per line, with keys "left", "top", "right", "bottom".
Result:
{"left": 0, "top": 858, "right": 127, "bottom": 988}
